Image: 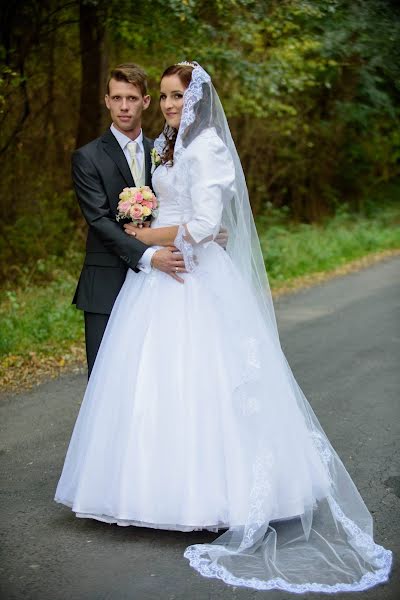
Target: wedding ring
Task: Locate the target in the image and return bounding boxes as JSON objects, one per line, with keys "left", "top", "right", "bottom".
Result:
{"left": 175, "top": 267, "right": 179, "bottom": 273}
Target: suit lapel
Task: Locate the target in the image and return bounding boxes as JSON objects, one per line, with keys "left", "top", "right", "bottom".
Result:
{"left": 143, "top": 136, "right": 153, "bottom": 187}
{"left": 101, "top": 129, "right": 135, "bottom": 187}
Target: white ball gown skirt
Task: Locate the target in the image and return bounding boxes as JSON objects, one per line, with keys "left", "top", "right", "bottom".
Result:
{"left": 55, "top": 242, "right": 392, "bottom": 592}
{"left": 56, "top": 242, "right": 328, "bottom": 528}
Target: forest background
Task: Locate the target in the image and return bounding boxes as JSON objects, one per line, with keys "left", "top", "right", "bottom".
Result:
{"left": 1, "top": 0, "right": 399, "bottom": 387}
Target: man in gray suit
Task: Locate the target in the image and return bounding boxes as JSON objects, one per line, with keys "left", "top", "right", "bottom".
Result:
{"left": 72, "top": 63, "right": 186, "bottom": 376}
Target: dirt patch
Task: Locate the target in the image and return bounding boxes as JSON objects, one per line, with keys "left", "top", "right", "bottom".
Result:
{"left": 0, "top": 344, "right": 86, "bottom": 395}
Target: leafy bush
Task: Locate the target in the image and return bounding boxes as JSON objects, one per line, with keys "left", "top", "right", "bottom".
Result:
{"left": 0, "top": 190, "right": 84, "bottom": 287}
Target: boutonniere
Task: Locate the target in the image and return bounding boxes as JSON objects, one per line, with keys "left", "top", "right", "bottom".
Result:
{"left": 151, "top": 148, "right": 162, "bottom": 174}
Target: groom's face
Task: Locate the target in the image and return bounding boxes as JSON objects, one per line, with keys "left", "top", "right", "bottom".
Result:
{"left": 105, "top": 78, "right": 150, "bottom": 134}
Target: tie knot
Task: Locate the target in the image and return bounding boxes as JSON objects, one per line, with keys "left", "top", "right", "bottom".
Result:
{"left": 127, "top": 141, "right": 137, "bottom": 158}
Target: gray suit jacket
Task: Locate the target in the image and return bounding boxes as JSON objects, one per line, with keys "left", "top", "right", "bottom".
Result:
{"left": 72, "top": 128, "right": 154, "bottom": 314}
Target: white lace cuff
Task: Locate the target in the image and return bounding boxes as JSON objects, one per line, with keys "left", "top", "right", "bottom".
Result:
{"left": 174, "top": 225, "right": 196, "bottom": 272}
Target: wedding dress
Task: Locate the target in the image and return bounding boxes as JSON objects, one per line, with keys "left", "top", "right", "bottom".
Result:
{"left": 55, "top": 63, "right": 392, "bottom": 593}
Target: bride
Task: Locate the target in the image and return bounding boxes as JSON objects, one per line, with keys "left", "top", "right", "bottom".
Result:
{"left": 55, "top": 61, "right": 392, "bottom": 592}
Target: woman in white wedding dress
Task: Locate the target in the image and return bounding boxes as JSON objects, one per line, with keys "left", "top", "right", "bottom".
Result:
{"left": 55, "top": 62, "right": 392, "bottom": 593}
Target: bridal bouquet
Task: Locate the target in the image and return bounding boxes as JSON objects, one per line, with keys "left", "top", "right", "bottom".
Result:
{"left": 116, "top": 186, "right": 159, "bottom": 224}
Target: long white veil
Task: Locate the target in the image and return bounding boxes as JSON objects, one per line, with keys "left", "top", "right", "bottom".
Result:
{"left": 155, "top": 62, "right": 392, "bottom": 593}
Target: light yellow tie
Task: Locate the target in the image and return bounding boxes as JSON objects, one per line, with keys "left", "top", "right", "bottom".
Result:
{"left": 127, "top": 141, "right": 144, "bottom": 186}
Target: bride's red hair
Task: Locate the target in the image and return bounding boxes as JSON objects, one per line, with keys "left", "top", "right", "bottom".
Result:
{"left": 160, "top": 64, "right": 194, "bottom": 165}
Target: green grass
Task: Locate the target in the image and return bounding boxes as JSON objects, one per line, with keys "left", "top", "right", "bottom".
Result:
{"left": 0, "top": 275, "right": 84, "bottom": 358}
{"left": 257, "top": 204, "right": 400, "bottom": 286}
{"left": 1, "top": 203, "right": 399, "bottom": 362}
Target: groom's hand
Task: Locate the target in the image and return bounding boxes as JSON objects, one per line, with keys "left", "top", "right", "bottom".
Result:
{"left": 215, "top": 227, "right": 228, "bottom": 249}
{"left": 151, "top": 247, "right": 187, "bottom": 283}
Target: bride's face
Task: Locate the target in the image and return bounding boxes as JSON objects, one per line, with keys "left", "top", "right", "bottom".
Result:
{"left": 160, "top": 75, "right": 186, "bottom": 129}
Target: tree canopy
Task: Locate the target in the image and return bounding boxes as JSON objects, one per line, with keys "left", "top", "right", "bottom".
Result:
{"left": 1, "top": 0, "right": 399, "bottom": 282}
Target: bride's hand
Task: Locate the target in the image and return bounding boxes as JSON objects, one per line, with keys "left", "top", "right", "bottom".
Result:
{"left": 124, "top": 221, "right": 152, "bottom": 243}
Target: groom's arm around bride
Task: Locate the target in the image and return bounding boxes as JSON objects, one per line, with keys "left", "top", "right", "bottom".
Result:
{"left": 72, "top": 63, "right": 186, "bottom": 376}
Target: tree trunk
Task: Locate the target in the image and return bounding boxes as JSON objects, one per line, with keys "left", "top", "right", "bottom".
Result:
{"left": 76, "top": 0, "right": 107, "bottom": 149}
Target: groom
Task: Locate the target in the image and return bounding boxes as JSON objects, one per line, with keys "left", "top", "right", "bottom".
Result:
{"left": 72, "top": 63, "right": 186, "bottom": 376}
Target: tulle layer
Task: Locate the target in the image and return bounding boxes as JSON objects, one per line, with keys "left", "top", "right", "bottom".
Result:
{"left": 55, "top": 244, "right": 329, "bottom": 528}
{"left": 55, "top": 242, "right": 392, "bottom": 592}
{"left": 184, "top": 498, "right": 392, "bottom": 593}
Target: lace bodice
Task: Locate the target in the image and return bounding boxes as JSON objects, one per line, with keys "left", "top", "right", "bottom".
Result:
{"left": 151, "top": 163, "right": 184, "bottom": 229}
{"left": 150, "top": 128, "right": 235, "bottom": 243}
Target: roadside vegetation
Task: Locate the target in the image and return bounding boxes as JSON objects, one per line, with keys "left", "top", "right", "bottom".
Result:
{"left": 1, "top": 1, "right": 399, "bottom": 390}
{"left": 1, "top": 197, "right": 399, "bottom": 391}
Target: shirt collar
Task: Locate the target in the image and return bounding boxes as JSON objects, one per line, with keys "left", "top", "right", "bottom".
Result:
{"left": 110, "top": 123, "right": 143, "bottom": 151}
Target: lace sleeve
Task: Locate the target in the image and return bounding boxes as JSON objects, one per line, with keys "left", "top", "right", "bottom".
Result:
{"left": 174, "top": 224, "right": 197, "bottom": 272}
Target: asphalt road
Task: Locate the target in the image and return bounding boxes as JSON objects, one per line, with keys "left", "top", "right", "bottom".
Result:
{"left": 1, "top": 257, "right": 399, "bottom": 600}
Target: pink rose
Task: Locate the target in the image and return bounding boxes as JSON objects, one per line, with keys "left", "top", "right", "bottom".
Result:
{"left": 142, "top": 200, "right": 153, "bottom": 209}
{"left": 152, "top": 199, "right": 158, "bottom": 209}
{"left": 118, "top": 200, "right": 131, "bottom": 214}
{"left": 130, "top": 203, "right": 143, "bottom": 220}
{"left": 134, "top": 192, "right": 143, "bottom": 203}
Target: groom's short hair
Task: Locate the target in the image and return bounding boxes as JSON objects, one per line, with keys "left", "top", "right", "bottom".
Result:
{"left": 107, "top": 63, "right": 148, "bottom": 97}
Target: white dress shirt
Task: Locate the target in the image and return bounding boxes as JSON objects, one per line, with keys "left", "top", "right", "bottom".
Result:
{"left": 110, "top": 123, "right": 156, "bottom": 272}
